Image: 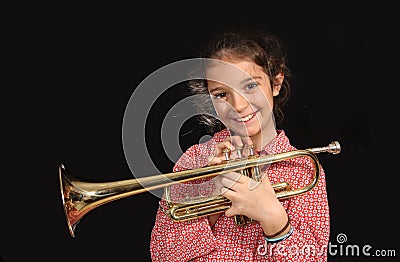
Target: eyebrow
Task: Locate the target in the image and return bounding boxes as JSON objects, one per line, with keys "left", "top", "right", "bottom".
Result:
{"left": 240, "top": 76, "right": 262, "bottom": 84}
{"left": 208, "top": 86, "right": 223, "bottom": 93}
{"left": 208, "top": 76, "right": 262, "bottom": 93}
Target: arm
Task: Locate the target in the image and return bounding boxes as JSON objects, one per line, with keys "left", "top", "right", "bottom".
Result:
{"left": 266, "top": 159, "right": 330, "bottom": 261}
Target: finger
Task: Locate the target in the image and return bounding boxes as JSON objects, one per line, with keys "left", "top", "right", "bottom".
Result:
{"left": 211, "top": 175, "right": 224, "bottom": 194}
{"left": 248, "top": 178, "right": 262, "bottom": 191}
{"left": 227, "top": 135, "right": 254, "bottom": 153}
{"left": 220, "top": 172, "right": 243, "bottom": 183}
{"left": 220, "top": 177, "right": 238, "bottom": 191}
{"left": 217, "top": 141, "right": 235, "bottom": 151}
{"left": 240, "top": 136, "right": 254, "bottom": 147}
{"left": 207, "top": 155, "right": 224, "bottom": 165}
{"left": 215, "top": 141, "right": 235, "bottom": 156}
{"left": 219, "top": 172, "right": 243, "bottom": 190}
{"left": 229, "top": 136, "right": 244, "bottom": 148}
{"left": 260, "top": 174, "right": 278, "bottom": 194}
{"left": 232, "top": 136, "right": 254, "bottom": 157}
{"left": 219, "top": 190, "right": 237, "bottom": 217}
{"left": 220, "top": 186, "right": 231, "bottom": 195}
{"left": 260, "top": 173, "right": 270, "bottom": 183}
{"left": 228, "top": 136, "right": 246, "bottom": 159}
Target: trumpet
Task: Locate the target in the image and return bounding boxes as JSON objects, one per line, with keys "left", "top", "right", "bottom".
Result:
{"left": 59, "top": 141, "right": 341, "bottom": 237}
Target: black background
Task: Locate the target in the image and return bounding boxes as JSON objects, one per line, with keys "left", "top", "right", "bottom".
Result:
{"left": 2, "top": 3, "right": 398, "bottom": 262}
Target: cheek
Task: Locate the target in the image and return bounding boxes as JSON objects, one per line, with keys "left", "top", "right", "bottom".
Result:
{"left": 253, "top": 92, "right": 273, "bottom": 110}
{"left": 212, "top": 102, "right": 230, "bottom": 118}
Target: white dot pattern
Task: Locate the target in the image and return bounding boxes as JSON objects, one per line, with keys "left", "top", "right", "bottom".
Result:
{"left": 150, "top": 130, "right": 330, "bottom": 261}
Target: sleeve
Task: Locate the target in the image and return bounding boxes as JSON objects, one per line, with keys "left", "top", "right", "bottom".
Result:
{"left": 149, "top": 144, "right": 218, "bottom": 262}
{"left": 266, "top": 159, "right": 330, "bottom": 261}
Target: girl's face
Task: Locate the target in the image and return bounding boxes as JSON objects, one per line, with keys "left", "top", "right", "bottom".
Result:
{"left": 206, "top": 59, "right": 283, "bottom": 145}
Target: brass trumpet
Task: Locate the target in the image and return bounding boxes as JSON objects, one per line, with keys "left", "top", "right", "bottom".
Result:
{"left": 59, "top": 141, "right": 341, "bottom": 237}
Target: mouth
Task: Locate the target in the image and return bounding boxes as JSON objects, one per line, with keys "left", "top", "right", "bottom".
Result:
{"left": 234, "top": 111, "right": 257, "bottom": 123}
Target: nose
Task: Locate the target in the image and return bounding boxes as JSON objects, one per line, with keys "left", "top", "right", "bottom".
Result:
{"left": 230, "top": 92, "right": 249, "bottom": 112}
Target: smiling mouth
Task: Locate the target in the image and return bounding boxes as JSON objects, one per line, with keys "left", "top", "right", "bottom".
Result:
{"left": 235, "top": 112, "right": 257, "bottom": 122}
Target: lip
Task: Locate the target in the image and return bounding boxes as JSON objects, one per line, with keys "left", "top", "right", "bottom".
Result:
{"left": 233, "top": 111, "right": 258, "bottom": 123}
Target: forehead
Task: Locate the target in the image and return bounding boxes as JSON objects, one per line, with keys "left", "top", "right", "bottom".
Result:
{"left": 205, "top": 60, "right": 265, "bottom": 88}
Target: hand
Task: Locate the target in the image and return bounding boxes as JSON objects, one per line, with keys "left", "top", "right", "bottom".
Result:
{"left": 207, "top": 135, "right": 255, "bottom": 165}
{"left": 217, "top": 171, "right": 288, "bottom": 236}
{"left": 208, "top": 135, "right": 255, "bottom": 196}
{"left": 207, "top": 135, "right": 255, "bottom": 227}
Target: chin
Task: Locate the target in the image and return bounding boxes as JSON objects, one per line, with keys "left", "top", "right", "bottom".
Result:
{"left": 231, "top": 127, "right": 260, "bottom": 138}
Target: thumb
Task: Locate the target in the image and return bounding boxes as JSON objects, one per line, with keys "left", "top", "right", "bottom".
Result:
{"left": 262, "top": 173, "right": 290, "bottom": 194}
{"left": 224, "top": 206, "right": 236, "bottom": 217}
{"left": 260, "top": 173, "right": 276, "bottom": 192}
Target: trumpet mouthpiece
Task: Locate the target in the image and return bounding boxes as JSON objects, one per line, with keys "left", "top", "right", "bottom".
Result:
{"left": 328, "top": 141, "right": 341, "bottom": 154}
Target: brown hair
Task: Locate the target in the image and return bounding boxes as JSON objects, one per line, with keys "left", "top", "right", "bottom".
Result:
{"left": 189, "top": 27, "right": 292, "bottom": 133}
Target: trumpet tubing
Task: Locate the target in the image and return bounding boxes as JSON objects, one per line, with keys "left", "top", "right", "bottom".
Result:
{"left": 59, "top": 141, "right": 341, "bottom": 237}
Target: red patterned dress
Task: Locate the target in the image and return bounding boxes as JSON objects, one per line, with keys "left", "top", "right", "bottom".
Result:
{"left": 150, "top": 129, "right": 330, "bottom": 261}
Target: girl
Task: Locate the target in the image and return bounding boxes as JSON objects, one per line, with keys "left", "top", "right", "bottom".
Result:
{"left": 150, "top": 28, "right": 330, "bottom": 261}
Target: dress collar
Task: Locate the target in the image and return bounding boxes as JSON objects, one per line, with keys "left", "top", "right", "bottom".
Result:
{"left": 256, "top": 130, "right": 292, "bottom": 155}
{"left": 212, "top": 129, "right": 293, "bottom": 155}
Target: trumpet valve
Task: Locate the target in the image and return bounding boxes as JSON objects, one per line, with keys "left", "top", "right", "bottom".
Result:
{"left": 247, "top": 144, "right": 255, "bottom": 156}
{"left": 222, "top": 148, "right": 231, "bottom": 161}
{"left": 236, "top": 147, "right": 243, "bottom": 159}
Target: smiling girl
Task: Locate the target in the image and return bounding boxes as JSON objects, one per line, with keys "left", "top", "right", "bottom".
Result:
{"left": 150, "top": 28, "right": 330, "bottom": 261}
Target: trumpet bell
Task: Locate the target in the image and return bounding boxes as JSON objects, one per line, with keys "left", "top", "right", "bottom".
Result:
{"left": 59, "top": 164, "right": 77, "bottom": 237}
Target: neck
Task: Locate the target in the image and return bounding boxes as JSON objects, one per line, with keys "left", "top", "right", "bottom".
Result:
{"left": 251, "top": 123, "right": 278, "bottom": 152}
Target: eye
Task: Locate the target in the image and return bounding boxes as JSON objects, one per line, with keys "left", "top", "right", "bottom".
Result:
{"left": 212, "top": 92, "right": 227, "bottom": 99}
{"left": 244, "top": 82, "right": 258, "bottom": 91}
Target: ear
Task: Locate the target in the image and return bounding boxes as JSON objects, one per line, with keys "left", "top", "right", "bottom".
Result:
{"left": 272, "top": 72, "right": 284, "bottom": 97}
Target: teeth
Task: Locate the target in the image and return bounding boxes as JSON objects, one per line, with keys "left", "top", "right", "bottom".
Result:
{"left": 236, "top": 113, "right": 254, "bottom": 122}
